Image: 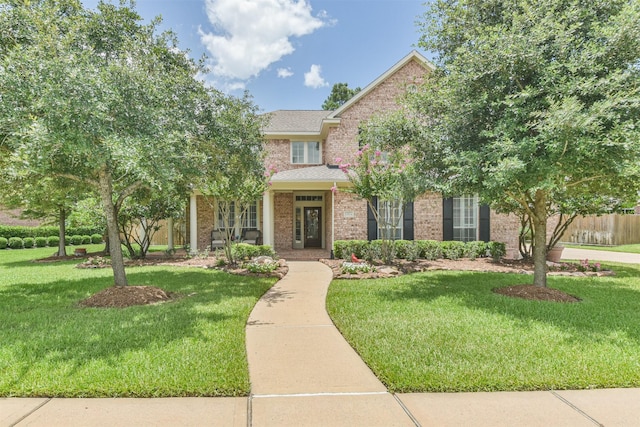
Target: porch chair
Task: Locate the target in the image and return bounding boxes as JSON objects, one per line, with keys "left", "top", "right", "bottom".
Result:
{"left": 242, "top": 229, "right": 262, "bottom": 245}
{"left": 210, "top": 230, "right": 226, "bottom": 250}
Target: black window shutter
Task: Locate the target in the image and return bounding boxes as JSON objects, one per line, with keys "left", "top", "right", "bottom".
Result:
{"left": 403, "top": 201, "right": 414, "bottom": 240}
{"left": 443, "top": 197, "right": 453, "bottom": 241}
{"left": 479, "top": 204, "right": 490, "bottom": 242}
{"left": 367, "top": 197, "right": 378, "bottom": 241}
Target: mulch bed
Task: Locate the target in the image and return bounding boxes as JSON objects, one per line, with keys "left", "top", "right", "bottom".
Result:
{"left": 493, "top": 285, "right": 581, "bottom": 303}
{"left": 78, "top": 285, "right": 179, "bottom": 308}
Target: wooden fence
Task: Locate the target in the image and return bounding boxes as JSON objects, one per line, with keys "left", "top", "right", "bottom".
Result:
{"left": 148, "top": 219, "right": 186, "bottom": 247}
{"left": 561, "top": 214, "right": 640, "bottom": 246}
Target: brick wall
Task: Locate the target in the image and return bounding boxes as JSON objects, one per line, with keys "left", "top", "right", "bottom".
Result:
{"left": 414, "top": 192, "right": 443, "bottom": 240}
{"left": 333, "top": 192, "right": 368, "bottom": 241}
{"left": 273, "top": 193, "right": 293, "bottom": 252}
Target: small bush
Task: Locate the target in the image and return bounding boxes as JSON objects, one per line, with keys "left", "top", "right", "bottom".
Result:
{"left": 488, "top": 241, "right": 506, "bottom": 261}
{"left": 441, "top": 241, "right": 466, "bottom": 260}
{"left": 70, "top": 235, "right": 83, "bottom": 245}
{"left": 244, "top": 260, "right": 278, "bottom": 274}
{"left": 47, "top": 236, "right": 60, "bottom": 247}
{"left": 81, "top": 235, "right": 92, "bottom": 244}
{"left": 394, "top": 240, "right": 420, "bottom": 261}
{"left": 23, "top": 237, "right": 35, "bottom": 248}
{"left": 91, "top": 233, "right": 103, "bottom": 244}
{"left": 231, "top": 243, "right": 275, "bottom": 261}
{"left": 333, "top": 240, "right": 368, "bottom": 260}
{"left": 416, "top": 240, "right": 442, "bottom": 260}
{"left": 8, "top": 237, "right": 23, "bottom": 249}
{"left": 35, "top": 236, "right": 48, "bottom": 247}
{"left": 0, "top": 237, "right": 7, "bottom": 249}
{"left": 341, "top": 261, "right": 375, "bottom": 274}
{"left": 464, "top": 241, "right": 487, "bottom": 260}
{"left": 365, "top": 240, "right": 383, "bottom": 261}
{"left": 65, "top": 235, "right": 71, "bottom": 246}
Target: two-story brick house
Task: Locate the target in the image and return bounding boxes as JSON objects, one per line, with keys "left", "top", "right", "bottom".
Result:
{"left": 186, "top": 51, "right": 520, "bottom": 258}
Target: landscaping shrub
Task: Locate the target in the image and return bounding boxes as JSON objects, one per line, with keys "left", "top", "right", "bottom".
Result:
{"left": 0, "top": 225, "right": 104, "bottom": 240}
{"left": 65, "top": 236, "right": 71, "bottom": 246}
{"left": 464, "top": 241, "right": 488, "bottom": 259}
{"left": 394, "top": 240, "right": 420, "bottom": 261}
{"left": 23, "top": 237, "right": 35, "bottom": 248}
{"left": 35, "top": 236, "right": 48, "bottom": 247}
{"left": 8, "top": 237, "right": 23, "bottom": 249}
{"left": 81, "top": 235, "right": 92, "bottom": 244}
{"left": 441, "top": 240, "right": 466, "bottom": 260}
{"left": 416, "top": 240, "right": 442, "bottom": 260}
{"left": 47, "top": 236, "right": 60, "bottom": 247}
{"left": 69, "top": 235, "right": 83, "bottom": 245}
{"left": 365, "top": 240, "right": 383, "bottom": 261}
{"left": 231, "top": 243, "right": 275, "bottom": 261}
{"left": 91, "top": 233, "right": 103, "bottom": 244}
{"left": 0, "top": 237, "right": 7, "bottom": 249}
{"left": 333, "top": 240, "right": 368, "bottom": 260}
{"left": 488, "top": 241, "right": 506, "bottom": 261}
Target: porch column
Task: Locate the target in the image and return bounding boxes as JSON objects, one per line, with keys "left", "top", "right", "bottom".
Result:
{"left": 167, "top": 217, "right": 174, "bottom": 250}
{"left": 189, "top": 194, "right": 198, "bottom": 254}
{"left": 262, "top": 190, "right": 274, "bottom": 247}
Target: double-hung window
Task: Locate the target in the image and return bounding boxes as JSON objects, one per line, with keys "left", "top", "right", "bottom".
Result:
{"left": 217, "top": 200, "right": 258, "bottom": 234}
{"left": 291, "top": 141, "right": 321, "bottom": 164}
{"left": 377, "top": 199, "right": 403, "bottom": 240}
{"left": 453, "top": 195, "right": 478, "bottom": 242}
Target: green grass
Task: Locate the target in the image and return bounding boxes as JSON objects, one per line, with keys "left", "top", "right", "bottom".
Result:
{"left": 0, "top": 246, "right": 276, "bottom": 397}
{"left": 327, "top": 263, "right": 640, "bottom": 393}
{"left": 563, "top": 243, "right": 640, "bottom": 254}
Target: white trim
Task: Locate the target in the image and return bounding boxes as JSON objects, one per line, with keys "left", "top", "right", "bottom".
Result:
{"left": 262, "top": 191, "right": 274, "bottom": 246}
{"left": 189, "top": 194, "right": 198, "bottom": 253}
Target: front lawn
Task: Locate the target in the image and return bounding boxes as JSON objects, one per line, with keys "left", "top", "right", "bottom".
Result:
{"left": 327, "top": 264, "right": 640, "bottom": 392}
{"left": 0, "top": 246, "right": 276, "bottom": 397}
{"left": 564, "top": 243, "right": 640, "bottom": 254}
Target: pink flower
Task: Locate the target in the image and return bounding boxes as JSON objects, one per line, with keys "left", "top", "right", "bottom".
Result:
{"left": 375, "top": 150, "right": 382, "bottom": 157}
{"left": 335, "top": 157, "right": 342, "bottom": 164}
{"left": 330, "top": 185, "right": 338, "bottom": 194}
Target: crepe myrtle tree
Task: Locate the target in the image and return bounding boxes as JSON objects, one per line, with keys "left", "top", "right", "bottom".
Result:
{"left": 195, "top": 92, "right": 272, "bottom": 265}
{"left": 0, "top": 1, "right": 210, "bottom": 286}
{"left": 337, "top": 116, "right": 428, "bottom": 264}
{"left": 408, "top": 0, "right": 640, "bottom": 287}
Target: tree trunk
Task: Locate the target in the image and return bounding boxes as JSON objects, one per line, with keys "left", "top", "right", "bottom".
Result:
{"left": 56, "top": 207, "right": 67, "bottom": 257}
{"left": 531, "top": 190, "right": 548, "bottom": 288}
{"left": 98, "top": 167, "right": 128, "bottom": 286}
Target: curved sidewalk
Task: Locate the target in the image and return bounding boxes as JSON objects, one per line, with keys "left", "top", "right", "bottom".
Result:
{"left": 562, "top": 247, "right": 640, "bottom": 264}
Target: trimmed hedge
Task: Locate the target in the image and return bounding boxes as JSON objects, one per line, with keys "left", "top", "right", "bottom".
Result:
{"left": 91, "top": 234, "right": 103, "bottom": 244}
{"left": 333, "top": 239, "right": 505, "bottom": 262}
{"left": 0, "top": 225, "right": 104, "bottom": 240}
{"left": 35, "top": 237, "right": 48, "bottom": 247}
{"left": 47, "top": 236, "right": 60, "bottom": 247}
{"left": 231, "top": 243, "right": 276, "bottom": 260}
{"left": 0, "top": 237, "right": 7, "bottom": 249}
{"left": 23, "top": 237, "right": 35, "bottom": 248}
{"left": 8, "top": 237, "right": 23, "bottom": 249}
{"left": 69, "top": 235, "right": 83, "bottom": 245}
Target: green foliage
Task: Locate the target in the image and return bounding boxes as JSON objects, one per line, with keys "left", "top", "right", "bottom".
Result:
{"left": 34, "top": 236, "right": 47, "bottom": 247}
{"left": 415, "top": 240, "right": 442, "bottom": 260}
{"left": 333, "top": 240, "right": 369, "bottom": 260}
{"left": 81, "top": 235, "right": 91, "bottom": 244}
{"left": 65, "top": 236, "right": 71, "bottom": 246}
{"left": 22, "top": 237, "right": 34, "bottom": 248}
{"left": 47, "top": 236, "right": 60, "bottom": 247}
{"left": 0, "top": 225, "right": 103, "bottom": 239}
{"left": 488, "top": 242, "right": 507, "bottom": 261}
{"left": 244, "top": 260, "right": 278, "bottom": 274}
{"left": 231, "top": 244, "right": 276, "bottom": 261}
{"left": 341, "top": 262, "right": 375, "bottom": 274}
{"left": 0, "top": 237, "right": 7, "bottom": 249}
{"left": 412, "top": 0, "right": 640, "bottom": 286}
{"left": 464, "top": 241, "right": 487, "bottom": 260}
{"left": 321, "top": 82, "right": 361, "bottom": 110}
{"left": 8, "top": 237, "right": 23, "bottom": 249}
{"left": 440, "top": 241, "right": 466, "bottom": 260}
{"left": 69, "top": 235, "right": 83, "bottom": 245}
{"left": 394, "top": 240, "right": 420, "bottom": 261}
{"left": 91, "top": 233, "right": 103, "bottom": 244}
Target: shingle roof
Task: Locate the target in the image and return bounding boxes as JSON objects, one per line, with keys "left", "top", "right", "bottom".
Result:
{"left": 263, "top": 110, "right": 333, "bottom": 134}
{"left": 270, "top": 165, "right": 349, "bottom": 182}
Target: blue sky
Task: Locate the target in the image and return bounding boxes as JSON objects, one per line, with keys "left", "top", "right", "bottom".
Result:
{"left": 82, "top": 0, "right": 432, "bottom": 113}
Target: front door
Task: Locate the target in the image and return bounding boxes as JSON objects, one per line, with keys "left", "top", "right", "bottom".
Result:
{"left": 304, "top": 207, "right": 322, "bottom": 248}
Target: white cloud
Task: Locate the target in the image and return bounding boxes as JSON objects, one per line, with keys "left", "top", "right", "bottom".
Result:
{"left": 277, "top": 67, "right": 294, "bottom": 78}
{"left": 200, "top": 0, "right": 327, "bottom": 82}
{"left": 304, "top": 64, "right": 329, "bottom": 88}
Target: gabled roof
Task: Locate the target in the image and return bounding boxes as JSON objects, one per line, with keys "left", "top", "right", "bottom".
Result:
{"left": 270, "top": 165, "right": 348, "bottom": 183}
{"left": 327, "top": 50, "right": 435, "bottom": 119}
{"left": 263, "top": 110, "right": 333, "bottom": 136}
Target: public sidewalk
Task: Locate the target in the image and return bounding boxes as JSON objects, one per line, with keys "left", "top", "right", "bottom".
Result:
{"left": 3, "top": 260, "right": 640, "bottom": 426}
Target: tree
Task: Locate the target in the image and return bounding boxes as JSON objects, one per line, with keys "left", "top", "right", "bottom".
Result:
{"left": 196, "top": 93, "right": 270, "bottom": 264}
{"left": 410, "top": 0, "right": 640, "bottom": 287}
{"left": 338, "top": 113, "right": 428, "bottom": 264}
{"left": 321, "top": 82, "right": 361, "bottom": 110}
{"left": 0, "top": 0, "right": 209, "bottom": 285}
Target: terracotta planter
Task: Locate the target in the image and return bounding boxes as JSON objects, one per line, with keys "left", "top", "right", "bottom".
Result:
{"left": 546, "top": 246, "right": 564, "bottom": 263}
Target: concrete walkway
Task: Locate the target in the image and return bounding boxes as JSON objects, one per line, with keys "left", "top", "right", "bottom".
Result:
{"left": 4, "top": 259, "right": 640, "bottom": 426}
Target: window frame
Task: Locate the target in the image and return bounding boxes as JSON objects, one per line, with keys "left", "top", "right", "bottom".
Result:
{"left": 291, "top": 141, "right": 322, "bottom": 165}
{"left": 377, "top": 198, "right": 403, "bottom": 240}
{"left": 453, "top": 195, "right": 479, "bottom": 242}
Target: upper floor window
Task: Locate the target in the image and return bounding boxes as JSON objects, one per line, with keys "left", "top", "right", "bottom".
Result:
{"left": 291, "top": 141, "right": 321, "bottom": 164}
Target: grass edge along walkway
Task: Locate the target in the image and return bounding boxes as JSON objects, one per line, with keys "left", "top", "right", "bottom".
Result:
{"left": 327, "top": 263, "right": 640, "bottom": 393}
{"left": 0, "top": 246, "right": 277, "bottom": 397}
